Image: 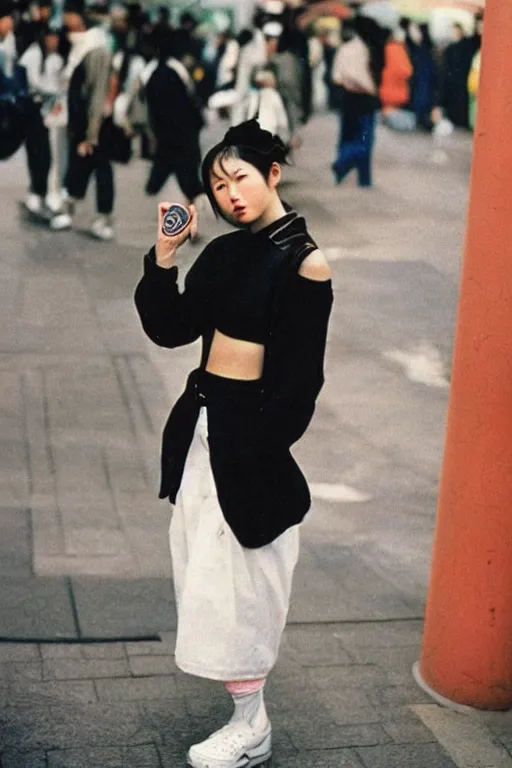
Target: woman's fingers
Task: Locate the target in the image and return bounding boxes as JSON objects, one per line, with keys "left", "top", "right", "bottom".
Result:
{"left": 188, "top": 204, "right": 198, "bottom": 241}
{"left": 158, "top": 201, "right": 173, "bottom": 230}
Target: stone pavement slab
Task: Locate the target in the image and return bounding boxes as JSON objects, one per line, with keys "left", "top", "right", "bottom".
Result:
{"left": 46, "top": 745, "right": 162, "bottom": 768}
{"left": 0, "top": 753, "right": 48, "bottom": 768}
{"left": 412, "top": 705, "right": 512, "bottom": 768}
{"left": 357, "top": 742, "right": 458, "bottom": 767}
{"left": 0, "top": 578, "right": 77, "bottom": 640}
{"left": 70, "top": 577, "right": 175, "bottom": 638}
{"left": 0, "top": 509, "right": 32, "bottom": 578}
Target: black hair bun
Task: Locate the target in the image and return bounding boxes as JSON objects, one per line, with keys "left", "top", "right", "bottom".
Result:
{"left": 271, "top": 134, "right": 289, "bottom": 164}
{"left": 222, "top": 119, "right": 289, "bottom": 164}
{"left": 63, "top": 0, "right": 85, "bottom": 14}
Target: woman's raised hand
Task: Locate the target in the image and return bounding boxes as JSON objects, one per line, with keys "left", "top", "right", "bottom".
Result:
{"left": 155, "top": 202, "right": 198, "bottom": 268}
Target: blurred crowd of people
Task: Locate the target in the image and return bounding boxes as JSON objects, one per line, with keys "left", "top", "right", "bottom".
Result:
{"left": 329, "top": 8, "right": 483, "bottom": 186}
{"left": 0, "top": 0, "right": 212, "bottom": 239}
{"left": 0, "top": 0, "right": 484, "bottom": 239}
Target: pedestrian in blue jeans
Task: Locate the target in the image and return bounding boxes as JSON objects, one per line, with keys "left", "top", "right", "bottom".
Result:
{"left": 333, "top": 109, "right": 376, "bottom": 187}
{"left": 331, "top": 16, "right": 387, "bottom": 188}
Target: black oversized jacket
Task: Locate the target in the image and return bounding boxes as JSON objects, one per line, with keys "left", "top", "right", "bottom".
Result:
{"left": 144, "top": 61, "right": 204, "bottom": 148}
{"left": 134, "top": 212, "right": 333, "bottom": 548}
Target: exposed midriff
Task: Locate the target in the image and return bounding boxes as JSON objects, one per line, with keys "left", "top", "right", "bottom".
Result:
{"left": 205, "top": 329, "right": 265, "bottom": 381}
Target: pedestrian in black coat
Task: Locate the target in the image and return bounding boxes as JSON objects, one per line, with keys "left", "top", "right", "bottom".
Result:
{"left": 144, "top": 26, "right": 204, "bottom": 203}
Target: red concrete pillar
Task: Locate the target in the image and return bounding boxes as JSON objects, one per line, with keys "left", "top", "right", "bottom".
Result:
{"left": 417, "top": 0, "right": 512, "bottom": 710}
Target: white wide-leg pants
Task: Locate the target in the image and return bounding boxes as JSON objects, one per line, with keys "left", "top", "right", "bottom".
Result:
{"left": 169, "top": 407, "right": 300, "bottom": 681}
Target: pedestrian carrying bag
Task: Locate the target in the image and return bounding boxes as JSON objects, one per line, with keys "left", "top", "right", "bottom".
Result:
{"left": 331, "top": 36, "right": 376, "bottom": 95}
{"left": 103, "top": 116, "right": 132, "bottom": 165}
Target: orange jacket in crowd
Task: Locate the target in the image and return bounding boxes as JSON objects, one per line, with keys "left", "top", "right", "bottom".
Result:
{"left": 379, "top": 41, "right": 413, "bottom": 109}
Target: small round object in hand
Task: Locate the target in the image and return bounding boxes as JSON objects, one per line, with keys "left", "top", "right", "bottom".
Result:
{"left": 162, "top": 204, "right": 191, "bottom": 237}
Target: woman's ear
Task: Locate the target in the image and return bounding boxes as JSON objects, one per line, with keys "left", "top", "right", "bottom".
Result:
{"left": 268, "top": 162, "right": 282, "bottom": 191}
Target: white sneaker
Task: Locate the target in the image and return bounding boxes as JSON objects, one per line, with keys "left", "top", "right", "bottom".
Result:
{"left": 45, "top": 192, "right": 63, "bottom": 215}
{"left": 90, "top": 217, "right": 114, "bottom": 241}
{"left": 187, "top": 720, "right": 272, "bottom": 768}
{"left": 25, "top": 194, "right": 43, "bottom": 214}
{"left": 50, "top": 212, "right": 73, "bottom": 231}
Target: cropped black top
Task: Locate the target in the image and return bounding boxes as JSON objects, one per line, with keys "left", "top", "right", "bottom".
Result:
{"left": 179, "top": 211, "right": 318, "bottom": 347}
{"left": 211, "top": 230, "right": 284, "bottom": 344}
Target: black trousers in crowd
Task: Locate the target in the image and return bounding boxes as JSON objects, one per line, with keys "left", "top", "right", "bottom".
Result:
{"left": 25, "top": 105, "right": 51, "bottom": 198}
{"left": 65, "top": 120, "right": 114, "bottom": 215}
{"left": 145, "top": 137, "right": 203, "bottom": 202}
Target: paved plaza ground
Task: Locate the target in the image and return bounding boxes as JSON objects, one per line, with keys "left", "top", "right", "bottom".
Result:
{"left": 0, "top": 113, "right": 511, "bottom": 767}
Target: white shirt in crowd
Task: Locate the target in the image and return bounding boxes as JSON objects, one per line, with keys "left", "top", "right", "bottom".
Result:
{"left": 246, "top": 87, "right": 290, "bottom": 144}
{"left": 231, "top": 28, "right": 267, "bottom": 125}
{"left": 0, "top": 30, "right": 17, "bottom": 77}
{"left": 19, "top": 42, "right": 64, "bottom": 98}
{"left": 216, "top": 38, "right": 240, "bottom": 89}
{"left": 112, "top": 49, "right": 146, "bottom": 93}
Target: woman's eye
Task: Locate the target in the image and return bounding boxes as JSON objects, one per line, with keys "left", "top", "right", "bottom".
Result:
{"left": 215, "top": 184, "right": 225, "bottom": 192}
{"left": 236, "top": 175, "right": 247, "bottom": 181}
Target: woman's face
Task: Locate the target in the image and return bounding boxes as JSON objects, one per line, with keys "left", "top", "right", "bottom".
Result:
{"left": 0, "top": 15, "right": 13, "bottom": 40}
{"left": 45, "top": 31, "right": 59, "bottom": 53}
{"left": 210, "top": 156, "right": 280, "bottom": 227}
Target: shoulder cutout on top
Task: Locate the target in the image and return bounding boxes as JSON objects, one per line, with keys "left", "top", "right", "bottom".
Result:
{"left": 298, "top": 249, "right": 332, "bottom": 282}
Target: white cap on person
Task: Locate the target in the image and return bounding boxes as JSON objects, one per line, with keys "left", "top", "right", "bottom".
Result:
{"left": 262, "top": 20, "right": 283, "bottom": 38}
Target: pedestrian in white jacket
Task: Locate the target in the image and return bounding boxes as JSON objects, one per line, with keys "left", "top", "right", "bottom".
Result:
{"left": 230, "top": 27, "right": 267, "bottom": 126}
{"left": 246, "top": 69, "right": 290, "bottom": 144}
{"left": 19, "top": 25, "right": 65, "bottom": 215}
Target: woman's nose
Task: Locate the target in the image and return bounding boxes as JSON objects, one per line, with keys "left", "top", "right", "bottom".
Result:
{"left": 229, "top": 183, "right": 239, "bottom": 200}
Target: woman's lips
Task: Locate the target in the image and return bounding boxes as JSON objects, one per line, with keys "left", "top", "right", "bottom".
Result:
{"left": 233, "top": 206, "right": 246, "bottom": 216}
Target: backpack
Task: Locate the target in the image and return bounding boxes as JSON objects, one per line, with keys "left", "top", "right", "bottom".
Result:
{"left": 0, "top": 64, "right": 31, "bottom": 160}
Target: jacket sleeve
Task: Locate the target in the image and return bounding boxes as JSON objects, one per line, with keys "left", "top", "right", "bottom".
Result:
{"left": 18, "top": 44, "right": 42, "bottom": 93}
{"left": 262, "top": 272, "right": 333, "bottom": 446}
{"left": 395, "top": 45, "right": 413, "bottom": 80}
{"left": 84, "top": 47, "right": 111, "bottom": 145}
{"left": 134, "top": 246, "right": 203, "bottom": 348}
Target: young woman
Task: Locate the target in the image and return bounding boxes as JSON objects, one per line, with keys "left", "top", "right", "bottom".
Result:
{"left": 134, "top": 119, "right": 333, "bottom": 768}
